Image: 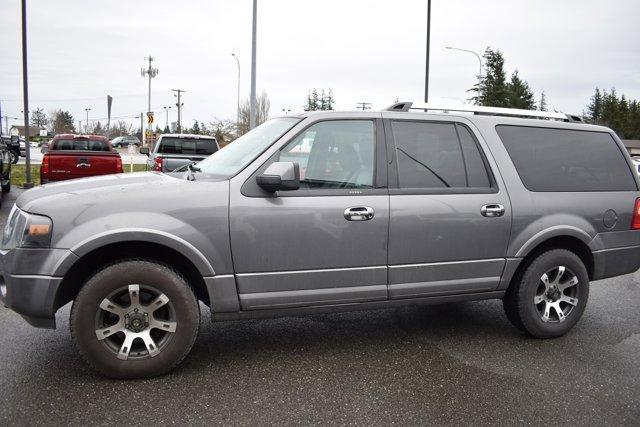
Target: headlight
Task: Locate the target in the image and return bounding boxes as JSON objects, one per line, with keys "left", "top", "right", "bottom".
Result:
{"left": 1, "top": 206, "right": 52, "bottom": 249}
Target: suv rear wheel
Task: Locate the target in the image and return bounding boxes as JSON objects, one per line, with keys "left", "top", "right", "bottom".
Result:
{"left": 503, "top": 249, "right": 589, "bottom": 338}
{"left": 70, "top": 260, "right": 200, "bottom": 378}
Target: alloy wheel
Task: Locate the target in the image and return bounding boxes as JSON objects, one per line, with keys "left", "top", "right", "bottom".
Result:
{"left": 94, "top": 284, "right": 177, "bottom": 360}
{"left": 534, "top": 266, "right": 579, "bottom": 323}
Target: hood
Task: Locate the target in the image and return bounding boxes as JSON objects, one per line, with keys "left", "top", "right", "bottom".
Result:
{"left": 17, "top": 172, "right": 226, "bottom": 216}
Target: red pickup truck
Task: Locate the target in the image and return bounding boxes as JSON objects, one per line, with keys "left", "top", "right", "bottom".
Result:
{"left": 41, "top": 134, "right": 123, "bottom": 183}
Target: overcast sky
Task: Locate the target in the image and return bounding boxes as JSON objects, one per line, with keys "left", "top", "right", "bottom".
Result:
{"left": 1, "top": 0, "right": 638, "bottom": 131}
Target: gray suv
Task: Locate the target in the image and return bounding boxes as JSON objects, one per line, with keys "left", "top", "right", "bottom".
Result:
{"left": 2, "top": 102, "right": 639, "bottom": 378}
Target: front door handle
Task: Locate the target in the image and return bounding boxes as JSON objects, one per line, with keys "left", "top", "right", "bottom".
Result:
{"left": 344, "top": 206, "right": 374, "bottom": 221}
{"left": 481, "top": 204, "right": 505, "bottom": 217}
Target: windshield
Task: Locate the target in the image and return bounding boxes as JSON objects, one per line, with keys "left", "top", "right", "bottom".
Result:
{"left": 196, "top": 117, "right": 300, "bottom": 177}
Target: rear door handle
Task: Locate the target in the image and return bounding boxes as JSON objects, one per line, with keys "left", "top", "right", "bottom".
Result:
{"left": 344, "top": 206, "right": 374, "bottom": 221}
{"left": 481, "top": 204, "right": 505, "bottom": 217}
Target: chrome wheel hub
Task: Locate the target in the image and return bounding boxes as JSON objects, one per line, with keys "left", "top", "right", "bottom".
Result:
{"left": 94, "top": 284, "right": 177, "bottom": 360}
{"left": 534, "top": 266, "right": 579, "bottom": 323}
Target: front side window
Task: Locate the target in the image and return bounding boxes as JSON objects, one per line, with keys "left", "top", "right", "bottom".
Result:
{"left": 496, "top": 125, "right": 637, "bottom": 192}
{"left": 279, "top": 120, "right": 375, "bottom": 189}
{"left": 392, "top": 121, "right": 491, "bottom": 190}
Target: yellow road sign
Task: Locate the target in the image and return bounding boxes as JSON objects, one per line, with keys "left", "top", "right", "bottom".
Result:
{"left": 147, "top": 112, "right": 154, "bottom": 124}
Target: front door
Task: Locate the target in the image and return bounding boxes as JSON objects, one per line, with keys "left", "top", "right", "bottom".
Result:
{"left": 229, "top": 118, "right": 389, "bottom": 310}
{"left": 384, "top": 116, "right": 512, "bottom": 298}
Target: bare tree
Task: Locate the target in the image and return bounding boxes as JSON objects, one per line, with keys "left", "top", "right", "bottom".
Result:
{"left": 238, "top": 91, "right": 270, "bottom": 135}
{"left": 208, "top": 118, "right": 236, "bottom": 147}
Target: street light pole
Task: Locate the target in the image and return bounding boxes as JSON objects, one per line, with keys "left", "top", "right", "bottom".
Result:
{"left": 231, "top": 53, "right": 241, "bottom": 137}
{"left": 445, "top": 46, "right": 483, "bottom": 80}
{"left": 20, "top": 0, "right": 33, "bottom": 188}
{"left": 424, "top": 0, "right": 431, "bottom": 103}
{"left": 249, "top": 0, "right": 257, "bottom": 130}
{"left": 163, "top": 106, "right": 171, "bottom": 130}
{"left": 85, "top": 108, "right": 91, "bottom": 133}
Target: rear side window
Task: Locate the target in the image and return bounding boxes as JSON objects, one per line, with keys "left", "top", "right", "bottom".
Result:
{"left": 496, "top": 125, "right": 637, "bottom": 192}
{"left": 158, "top": 137, "right": 217, "bottom": 155}
{"left": 52, "top": 139, "right": 109, "bottom": 151}
{"left": 391, "top": 121, "right": 491, "bottom": 189}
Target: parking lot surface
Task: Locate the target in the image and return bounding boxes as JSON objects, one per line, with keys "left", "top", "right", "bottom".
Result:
{"left": 0, "top": 188, "right": 638, "bottom": 425}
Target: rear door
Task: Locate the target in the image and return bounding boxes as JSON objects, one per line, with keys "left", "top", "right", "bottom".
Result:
{"left": 384, "top": 114, "right": 512, "bottom": 299}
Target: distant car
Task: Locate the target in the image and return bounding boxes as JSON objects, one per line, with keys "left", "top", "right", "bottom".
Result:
{"left": 40, "top": 134, "right": 123, "bottom": 183}
{"left": 0, "top": 136, "right": 11, "bottom": 198}
{"left": 111, "top": 136, "right": 141, "bottom": 148}
{"left": 631, "top": 158, "right": 640, "bottom": 175}
{"left": 140, "top": 133, "right": 218, "bottom": 172}
{"left": 1, "top": 136, "right": 21, "bottom": 164}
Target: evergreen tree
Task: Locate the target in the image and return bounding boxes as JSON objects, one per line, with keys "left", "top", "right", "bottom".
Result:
{"left": 584, "top": 88, "right": 640, "bottom": 139}
{"left": 537, "top": 91, "right": 548, "bottom": 111}
{"left": 30, "top": 107, "right": 48, "bottom": 128}
{"left": 190, "top": 120, "right": 201, "bottom": 135}
{"left": 507, "top": 71, "right": 535, "bottom": 109}
{"left": 585, "top": 88, "right": 603, "bottom": 122}
{"left": 303, "top": 88, "right": 335, "bottom": 111}
{"left": 472, "top": 48, "right": 509, "bottom": 107}
{"left": 51, "top": 110, "right": 75, "bottom": 134}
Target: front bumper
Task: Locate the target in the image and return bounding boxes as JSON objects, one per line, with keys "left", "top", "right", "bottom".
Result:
{"left": 0, "top": 248, "right": 77, "bottom": 329}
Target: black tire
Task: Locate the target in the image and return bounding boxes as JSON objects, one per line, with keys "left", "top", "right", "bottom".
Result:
{"left": 70, "top": 260, "right": 200, "bottom": 379}
{"left": 2, "top": 178, "right": 10, "bottom": 193}
{"left": 9, "top": 150, "right": 18, "bottom": 164}
{"left": 502, "top": 249, "right": 589, "bottom": 338}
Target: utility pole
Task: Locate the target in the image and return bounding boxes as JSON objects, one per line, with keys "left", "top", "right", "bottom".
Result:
{"left": 172, "top": 89, "right": 185, "bottom": 133}
{"left": 139, "top": 113, "right": 143, "bottom": 140}
{"left": 85, "top": 108, "right": 91, "bottom": 133}
{"left": 424, "top": 0, "right": 431, "bottom": 103}
{"left": 356, "top": 102, "right": 372, "bottom": 111}
{"left": 163, "top": 106, "right": 171, "bottom": 130}
{"left": 21, "top": 0, "right": 33, "bottom": 188}
{"left": 141, "top": 56, "right": 159, "bottom": 144}
{"left": 231, "top": 53, "right": 241, "bottom": 137}
{"left": 249, "top": 0, "right": 257, "bottom": 130}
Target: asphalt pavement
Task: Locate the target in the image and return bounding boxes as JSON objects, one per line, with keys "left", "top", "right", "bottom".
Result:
{"left": 0, "top": 187, "right": 638, "bottom": 425}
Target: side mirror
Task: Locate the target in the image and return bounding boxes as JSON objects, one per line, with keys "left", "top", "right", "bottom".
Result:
{"left": 40, "top": 146, "right": 48, "bottom": 154}
{"left": 139, "top": 147, "right": 149, "bottom": 155}
{"left": 10, "top": 135, "right": 19, "bottom": 144}
{"left": 256, "top": 162, "right": 300, "bottom": 192}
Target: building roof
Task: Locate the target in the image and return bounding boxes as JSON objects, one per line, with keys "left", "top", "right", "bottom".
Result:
{"left": 10, "top": 125, "right": 45, "bottom": 136}
{"left": 622, "top": 139, "right": 640, "bottom": 149}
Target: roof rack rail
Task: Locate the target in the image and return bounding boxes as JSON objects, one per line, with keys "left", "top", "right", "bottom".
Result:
{"left": 384, "top": 102, "right": 583, "bottom": 123}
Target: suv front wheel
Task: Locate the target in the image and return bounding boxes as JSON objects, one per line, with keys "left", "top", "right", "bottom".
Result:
{"left": 70, "top": 260, "right": 200, "bottom": 378}
{"left": 503, "top": 249, "right": 589, "bottom": 338}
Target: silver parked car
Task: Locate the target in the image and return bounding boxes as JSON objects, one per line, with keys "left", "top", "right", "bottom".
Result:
{"left": 2, "top": 102, "right": 640, "bottom": 378}
{"left": 110, "top": 135, "right": 141, "bottom": 148}
{"left": 140, "top": 133, "right": 218, "bottom": 172}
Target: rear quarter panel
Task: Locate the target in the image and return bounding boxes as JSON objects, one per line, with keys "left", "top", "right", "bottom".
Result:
{"left": 470, "top": 117, "right": 640, "bottom": 258}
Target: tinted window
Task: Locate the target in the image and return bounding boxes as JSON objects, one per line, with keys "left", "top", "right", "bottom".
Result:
{"left": 279, "top": 120, "right": 375, "bottom": 189}
{"left": 392, "top": 121, "right": 490, "bottom": 189}
{"left": 52, "top": 139, "right": 109, "bottom": 151}
{"left": 158, "top": 137, "right": 217, "bottom": 155}
{"left": 496, "top": 126, "right": 636, "bottom": 192}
